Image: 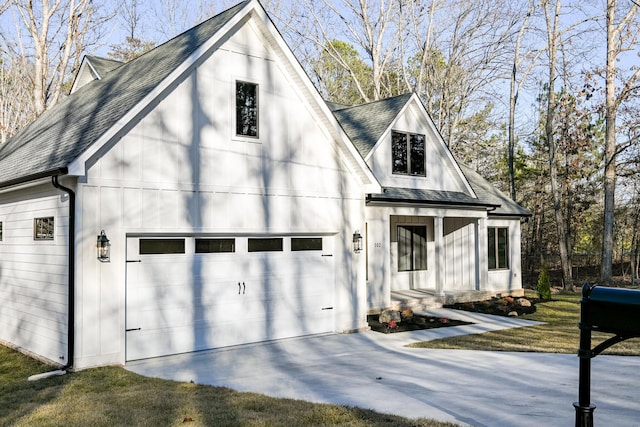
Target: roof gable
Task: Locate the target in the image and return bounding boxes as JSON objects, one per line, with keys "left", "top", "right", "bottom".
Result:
{"left": 70, "top": 55, "right": 123, "bottom": 94}
{"left": 0, "top": 0, "right": 251, "bottom": 188}
{"left": 331, "top": 93, "right": 412, "bottom": 158}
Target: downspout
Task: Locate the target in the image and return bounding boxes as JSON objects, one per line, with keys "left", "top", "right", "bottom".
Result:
{"left": 52, "top": 175, "right": 75, "bottom": 371}
{"left": 29, "top": 175, "right": 75, "bottom": 380}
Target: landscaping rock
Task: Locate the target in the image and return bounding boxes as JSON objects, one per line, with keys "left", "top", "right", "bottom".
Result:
{"left": 516, "top": 298, "right": 532, "bottom": 307}
{"left": 508, "top": 311, "right": 519, "bottom": 317}
{"left": 379, "top": 310, "right": 401, "bottom": 324}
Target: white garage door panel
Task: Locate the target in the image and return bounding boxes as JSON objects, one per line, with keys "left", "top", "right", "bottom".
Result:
{"left": 126, "top": 236, "right": 335, "bottom": 361}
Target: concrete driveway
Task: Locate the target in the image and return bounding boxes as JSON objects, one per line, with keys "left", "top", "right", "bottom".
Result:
{"left": 126, "top": 309, "right": 640, "bottom": 426}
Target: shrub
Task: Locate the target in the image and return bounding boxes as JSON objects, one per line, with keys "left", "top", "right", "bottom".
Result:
{"left": 537, "top": 263, "right": 551, "bottom": 300}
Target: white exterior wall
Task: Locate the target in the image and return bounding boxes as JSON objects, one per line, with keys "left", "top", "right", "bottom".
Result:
{"left": 486, "top": 217, "right": 523, "bottom": 292}
{"left": 72, "top": 18, "right": 367, "bottom": 369}
{"left": 0, "top": 183, "right": 70, "bottom": 365}
{"left": 365, "top": 205, "right": 487, "bottom": 310}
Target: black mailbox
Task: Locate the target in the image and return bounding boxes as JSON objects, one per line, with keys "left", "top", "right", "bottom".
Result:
{"left": 583, "top": 285, "right": 640, "bottom": 335}
{"left": 575, "top": 284, "right": 640, "bottom": 427}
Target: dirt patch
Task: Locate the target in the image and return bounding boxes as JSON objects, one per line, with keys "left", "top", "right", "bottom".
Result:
{"left": 367, "top": 312, "right": 471, "bottom": 334}
{"left": 445, "top": 296, "right": 538, "bottom": 317}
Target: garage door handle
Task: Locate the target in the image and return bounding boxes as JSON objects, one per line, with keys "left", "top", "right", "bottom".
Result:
{"left": 243, "top": 282, "right": 246, "bottom": 294}
{"left": 126, "top": 328, "right": 141, "bottom": 332}
{"left": 238, "top": 282, "right": 241, "bottom": 294}
{"left": 127, "top": 260, "right": 142, "bottom": 263}
{"left": 322, "top": 307, "right": 333, "bottom": 310}
{"left": 322, "top": 254, "right": 333, "bottom": 257}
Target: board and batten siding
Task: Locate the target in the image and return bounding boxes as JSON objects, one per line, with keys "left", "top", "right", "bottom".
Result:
{"left": 71, "top": 16, "right": 367, "bottom": 368}
{"left": 0, "top": 183, "right": 70, "bottom": 365}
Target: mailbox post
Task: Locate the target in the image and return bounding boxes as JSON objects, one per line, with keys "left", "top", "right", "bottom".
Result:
{"left": 575, "top": 284, "right": 640, "bottom": 427}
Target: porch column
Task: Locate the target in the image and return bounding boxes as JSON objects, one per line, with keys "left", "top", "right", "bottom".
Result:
{"left": 477, "top": 216, "right": 488, "bottom": 291}
{"left": 434, "top": 215, "right": 445, "bottom": 297}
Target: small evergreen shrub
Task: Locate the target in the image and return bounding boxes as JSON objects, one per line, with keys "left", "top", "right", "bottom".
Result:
{"left": 537, "top": 263, "right": 551, "bottom": 300}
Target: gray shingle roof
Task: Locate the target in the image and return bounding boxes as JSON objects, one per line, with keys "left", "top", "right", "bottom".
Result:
{"left": 0, "top": 0, "right": 250, "bottom": 188}
{"left": 330, "top": 93, "right": 413, "bottom": 158}
{"left": 367, "top": 187, "right": 498, "bottom": 208}
{"left": 458, "top": 163, "right": 531, "bottom": 216}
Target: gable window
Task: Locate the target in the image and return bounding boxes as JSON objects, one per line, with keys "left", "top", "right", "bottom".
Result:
{"left": 34, "top": 217, "right": 54, "bottom": 240}
{"left": 397, "top": 225, "right": 427, "bottom": 271}
{"left": 392, "top": 131, "right": 425, "bottom": 176}
{"left": 236, "top": 81, "right": 258, "bottom": 137}
{"left": 488, "top": 227, "right": 509, "bottom": 270}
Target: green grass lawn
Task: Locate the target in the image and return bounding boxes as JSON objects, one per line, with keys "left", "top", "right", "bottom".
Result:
{"left": 409, "top": 292, "right": 640, "bottom": 355}
{"left": 0, "top": 345, "right": 456, "bottom": 427}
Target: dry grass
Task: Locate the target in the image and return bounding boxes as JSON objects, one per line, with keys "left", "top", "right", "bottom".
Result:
{"left": 0, "top": 345, "right": 457, "bottom": 427}
{"left": 409, "top": 292, "right": 640, "bottom": 355}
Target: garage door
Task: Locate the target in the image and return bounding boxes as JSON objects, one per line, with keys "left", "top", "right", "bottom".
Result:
{"left": 125, "top": 235, "right": 335, "bottom": 361}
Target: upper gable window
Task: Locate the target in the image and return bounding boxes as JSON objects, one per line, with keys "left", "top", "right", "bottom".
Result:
{"left": 236, "top": 81, "right": 258, "bottom": 137}
{"left": 392, "top": 131, "right": 425, "bottom": 176}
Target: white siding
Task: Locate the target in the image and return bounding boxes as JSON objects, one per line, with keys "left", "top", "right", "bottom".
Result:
{"left": 486, "top": 217, "right": 523, "bottom": 292}
{"left": 0, "top": 184, "right": 69, "bottom": 364}
{"left": 73, "top": 16, "right": 367, "bottom": 368}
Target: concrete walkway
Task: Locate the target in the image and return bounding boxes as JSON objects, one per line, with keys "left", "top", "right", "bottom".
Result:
{"left": 126, "top": 309, "right": 640, "bottom": 426}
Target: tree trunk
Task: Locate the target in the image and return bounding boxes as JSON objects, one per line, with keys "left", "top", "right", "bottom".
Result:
{"left": 545, "top": 0, "right": 573, "bottom": 290}
{"left": 601, "top": 0, "right": 617, "bottom": 286}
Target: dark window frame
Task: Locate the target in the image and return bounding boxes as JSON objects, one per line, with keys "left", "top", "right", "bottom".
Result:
{"left": 291, "top": 237, "right": 323, "bottom": 251}
{"left": 488, "top": 227, "right": 510, "bottom": 270}
{"left": 0, "top": 220, "right": 3, "bottom": 241}
{"left": 195, "top": 238, "right": 236, "bottom": 254}
{"left": 236, "top": 81, "right": 259, "bottom": 138}
{"left": 34, "top": 217, "right": 54, "bottom": 240}
{"left": 248, "top": 237, "right": 283, "bottom": 252}
{"left": 391, "top": 131, "right": 426, "bottom": 176}
{"left": 397, "top": 225, "right": 428, "bottom": 272}
{"left": 139, "top": 238, "right": 186, "bottom": 255}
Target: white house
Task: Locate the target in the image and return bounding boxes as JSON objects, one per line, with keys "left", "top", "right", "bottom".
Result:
{"left": 0, "top": 0, "right": 529, "bottom": 370}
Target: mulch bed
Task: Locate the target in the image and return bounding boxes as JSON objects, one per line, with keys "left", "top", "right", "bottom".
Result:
{"left": 367, "top": 313, "right": 471, "bottom": 334}
{"left": 444, "top": 296, "right": 538, "bottom": 317}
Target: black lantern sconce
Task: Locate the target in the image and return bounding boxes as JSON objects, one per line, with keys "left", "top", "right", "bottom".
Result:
{"left": 97, "top": 230, "right": 111, "bottom": 262}
{"left": 353, "top": 230, "right": 363, "bottom": 254}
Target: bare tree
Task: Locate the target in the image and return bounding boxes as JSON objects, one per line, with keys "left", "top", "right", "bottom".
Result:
{"left": 508, "top": 0, "right": 544, "bottom": 200}
{"left": 4, "top": 0, "right": 99, "bottom": 117}
{"left": 543, "top": 0, "right": 574, "bottom": 290}
{"left": 601, "top": 0, "right": 640, "bottom": 286}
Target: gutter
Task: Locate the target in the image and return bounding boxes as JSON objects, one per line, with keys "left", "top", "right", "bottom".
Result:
{"left": 29, "top": 173, "right": 76, "bottom": 380}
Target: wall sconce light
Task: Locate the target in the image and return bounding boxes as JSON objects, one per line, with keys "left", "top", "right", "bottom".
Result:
{"left": 97, "top": 230, "right": 111, "bottom": 262}
{"left": 353, "top": 230, "right": 363, "bottom": 254}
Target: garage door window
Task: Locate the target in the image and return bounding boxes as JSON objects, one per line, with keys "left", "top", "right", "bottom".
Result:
{"left": 248, "top": 237, "right": 283, "bottom": 252}
{"left": 140, "top": 239, "right": 185, "bottom": 254}
{"left": 196, "top": 238, "right": 235, "bottom": 253}
{"left": 291, "top": 237, "right": 322, "bottom": 251}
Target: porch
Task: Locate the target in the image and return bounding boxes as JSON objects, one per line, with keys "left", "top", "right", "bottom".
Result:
{"left": 387, "top": 288, "right": 525, "bottom": 313}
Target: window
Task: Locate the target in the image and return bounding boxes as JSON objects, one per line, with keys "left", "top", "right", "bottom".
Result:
{"left": 392, "top": 131, "right": 425, "bottom": 176}
{"left": 34, "top": 217, "right": 54, "bottom": 240}
{"left": 291, "top": 237, "right": 323, "bottom": 251}
{"left": 248, "top": 238, "right": 283, "bottom": 252}
{"left": 236, "top": 81, "right": 258, "bottom": 137}
{"left": 196, "top": 238, "right": 235, "bottom": 253}
{"left": 140, "top": 239, "right": 185, "bottom": 254}
{"left": 397, "top": 225, "right": 427, "bottom": 271}
{"left": 488, "top": 227, "right": 509, "bottom": 270}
